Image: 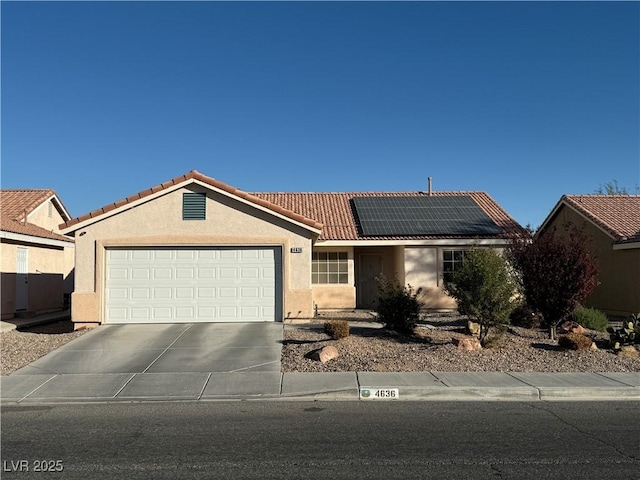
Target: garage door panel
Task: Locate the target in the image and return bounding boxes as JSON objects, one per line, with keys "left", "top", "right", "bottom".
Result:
{"left": 105, "top": 247, "right": 280, "bottom": 323}
{"left": 154, "top": 288, "right": 172, "bottom": 299}
{"left": 198, "top": 268, "right": 215, "bottom": 279}
{"left": 153, "top": 307, "right": 173, "bottom": 320}
{"left": 153, "top": 250, "right": 173, "bottom": 260}
{"left": 154, "top": 268, "right": 172, "bottom": 280}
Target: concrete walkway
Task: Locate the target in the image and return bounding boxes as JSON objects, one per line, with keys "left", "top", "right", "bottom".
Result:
{"left": 1, "top": 316, "right": 638, "bottom": 404}
{"left": 1, "top": 310, "right": 71, "bottom": 333}
{"left": 2, "top": 371, "right": 638, "bottom": 404}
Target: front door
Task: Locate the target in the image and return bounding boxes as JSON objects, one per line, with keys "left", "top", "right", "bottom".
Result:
{"left": 16, "top": 247, "right": 28, "bottom": 311}
{"left": 358, "top": 253, "right": 383, "bottom": 309}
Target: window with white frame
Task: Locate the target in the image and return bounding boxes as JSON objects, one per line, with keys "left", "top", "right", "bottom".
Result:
{"left": 442, "top": 249, "right": 467, "bottom": 283}
{"left": 312, "top": 252, "right": 348, "bottom": 284}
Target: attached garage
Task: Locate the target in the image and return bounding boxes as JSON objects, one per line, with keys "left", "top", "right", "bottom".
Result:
{"left": 105, "top": 246, "right": 282, "bottom": 323}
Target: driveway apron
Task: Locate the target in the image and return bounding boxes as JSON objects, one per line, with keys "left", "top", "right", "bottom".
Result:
{"left": 11, "top": 323, "right": 283, "bottom": 375}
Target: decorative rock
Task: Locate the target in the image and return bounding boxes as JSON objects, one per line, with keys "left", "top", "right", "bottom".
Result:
{"left": 617, "top": 346, "right": 639, "bottom": 358}
{"left": 453, "top": 337, "right": 482, "bottom": 351}
{"left": 590, "top": 342, "right": 598, "bottom": 351}
{"left": 558, "top": 321, "right": 585, "bottom": 335}
{"left": 308, "top": 345, "right": 340, "bottom": 363}
{"left": 466, "top": 321, "right": 481, "bottom": 336}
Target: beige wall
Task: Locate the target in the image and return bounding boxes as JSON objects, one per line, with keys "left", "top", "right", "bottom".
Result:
{"left": 71, "top": 186, "right": 315, "bottom": 324}
{"left": 311, "top": 246, "right": 356, "bottom": 310}
{"left": 404, "top": 246, "right": 457, "bottom": 310}
{"left": 546, "top": 206, "right": 640, "bottom": 316}
{"left": 27, "top": 198, "right": 67, "bottom": 233}
{"left": 1, "top": 240, "right": 74, "bottom": 319}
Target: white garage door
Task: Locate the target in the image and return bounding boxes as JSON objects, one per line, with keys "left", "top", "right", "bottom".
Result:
{"left": 105, "top": 247, "right": 281, "bottom": 323}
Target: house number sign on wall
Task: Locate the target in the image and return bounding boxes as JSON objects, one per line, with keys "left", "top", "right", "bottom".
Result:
{"left": 290, "top": 247, "right": 303, "bottom": 253}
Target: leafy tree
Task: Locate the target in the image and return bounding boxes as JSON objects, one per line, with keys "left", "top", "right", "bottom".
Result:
{"left": 507, "top": 224, "right": 599, "bottom": 340}
{"left": 444, "top": 248, "right": 515, "bottom": 343}
{"left": 595, "top": 180, "right": 639, "bottom": 195}
{"left": 375, "top": 275, "right": 423, "bottom": 334}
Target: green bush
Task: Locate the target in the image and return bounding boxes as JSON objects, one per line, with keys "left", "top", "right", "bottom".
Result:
{"left": 558, "top": 333, "right": 593, "bottom": 351}
{"left": 323, "top": 320, "right": 350, "bottom": 340}
{"left": 571, "top": 306, "right": 608, "bottom": 332}
{"left": 444, "top": 248, "right": 516, "bottom": 342}
{"left": 375, "top": 276, "right": 422, "bottom": 334}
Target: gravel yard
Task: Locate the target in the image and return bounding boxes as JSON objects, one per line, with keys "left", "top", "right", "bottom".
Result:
{"left": 2, "top": 314, "right": 638, "bottom": 376}
{"left": 1, "top": 321, "right": 88, "bottom": 376}
{"left": 282, "top": 313, "right": 640, "bottom": 373}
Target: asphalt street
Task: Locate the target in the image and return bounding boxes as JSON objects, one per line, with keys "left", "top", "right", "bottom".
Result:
{"left": 2, "top": 401, "right": 639, "bottom": 479}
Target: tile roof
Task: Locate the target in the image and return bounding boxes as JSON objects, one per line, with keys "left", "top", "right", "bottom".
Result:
{"left": 252, "top": 191, "right": 522, "bottom": 241}
{"left": 562, "top": 195, "right": 640, "bottom": 242}
{"left": 61, "top": 170, "right": 522, "bottom": 241}
{"left": 61, "top": 171, "right": 324, "bottom": 232}
{"left": 1, "top": 189, "right": 73, "bottom": 242}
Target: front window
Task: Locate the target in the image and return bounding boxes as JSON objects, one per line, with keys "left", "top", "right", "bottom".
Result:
{"left": 443, "top": 249, "right": 467, "bottom": 283}
{"left": 312, "top": 252, "right": 348, "bottom": 284}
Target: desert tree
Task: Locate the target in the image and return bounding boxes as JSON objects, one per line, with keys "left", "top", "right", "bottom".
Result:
{"left": 507, "top": 223, "right": 599, "bottom": 340}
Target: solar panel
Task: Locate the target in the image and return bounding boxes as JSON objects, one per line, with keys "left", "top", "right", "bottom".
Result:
{"left": 351, "top": 196, "right": 502, "bottom": 237}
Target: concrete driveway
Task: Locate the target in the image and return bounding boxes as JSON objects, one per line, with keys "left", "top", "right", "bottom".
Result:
{"left": 12, "top": 323, "right": 283, "bottom": 375}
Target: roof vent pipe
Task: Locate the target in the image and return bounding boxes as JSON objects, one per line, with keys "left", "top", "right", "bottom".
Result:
{"left": 428, "top": 177, "right": 433, "bottom": 196}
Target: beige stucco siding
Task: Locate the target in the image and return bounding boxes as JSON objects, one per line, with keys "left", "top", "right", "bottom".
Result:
{"left": 311, "top": 247, "right": 356, "bottom": 310}
{"left": 404, "top": 246, "right": 456, "bottom": 310}
{"left": 27, "top": 199, "right": 67, "bottom": 233}
{"left": 547, "top": 206, "right": 640, "bottom": 315}
{"left": 71, "top": 186, "right": 315, "bottom": 324}
{"left": 1, "top": 240, "right": 74, "bottom": 319}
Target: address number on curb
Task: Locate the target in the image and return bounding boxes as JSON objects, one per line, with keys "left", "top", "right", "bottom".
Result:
{"left": 360, "top": 388, "right": 399, "bottom": 400}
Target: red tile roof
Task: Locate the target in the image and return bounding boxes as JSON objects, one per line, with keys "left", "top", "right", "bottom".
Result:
{"left": 61, "top": 170, "right": 522, "bottom": 241}
{"left": 253, "top": 191, "right": 522, "bottom": 241}
{"left": 1, "top": 190, "right": 73, "bottom": 242}
{"left": 61, "top": 171, "right": 324, "bottom": 231}
{"left": 562, "top": 195, "right": 640, "bottom": 242}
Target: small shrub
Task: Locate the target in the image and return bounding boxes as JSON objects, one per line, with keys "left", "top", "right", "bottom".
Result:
{"left": 509, "top": 302, "right": 543, "bottom": 329}
{"left": 444, "top": 248, "right": 515, "bottom": 342}
{"left": 558, "top": 333, "right": 593, "bottom": 351}
{"left": 323, "top": 320, "right": 350, "bottom": 340}
{"left": 482, "top": 329, "right": 509, "bottom": 349}
{"left": 607, "top": 313, "right": 640, "bottom": 350}
{"left": 571, "top": 306, "right": 608, "bottom": 332}
{"left": 375, "top": 276, "right": 422, "bottom": 334}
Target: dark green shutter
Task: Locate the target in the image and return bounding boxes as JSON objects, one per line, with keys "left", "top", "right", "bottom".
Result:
{"left": 183, "top": 193, "right": 206, "bottom": 220}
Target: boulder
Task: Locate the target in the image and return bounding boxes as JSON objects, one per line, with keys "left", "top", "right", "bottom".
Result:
{"left": 453, "top": 337, "right": 482, "bottom": 351}
{"left": 308, "top": 345, "right": 340, "bottom": 363}
{"left": 466, "top": 321, "right": 481, "bottom": 336}
{"left": 558, "top": 321, "right": 585, "bottom": 335}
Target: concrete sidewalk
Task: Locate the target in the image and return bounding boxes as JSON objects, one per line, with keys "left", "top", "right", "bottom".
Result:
{"left": 2, "top": 370, "right": 638, "bottom": 404}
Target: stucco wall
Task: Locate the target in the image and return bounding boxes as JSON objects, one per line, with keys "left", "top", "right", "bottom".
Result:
{"left": 404, "top": 246, "right": 456, "bottom": 310}
{"left": 71, "top": 186, "right": 315, "bottom": 324}
{"left": 546, "top": 206, "right": 640, "bottom": 315}
{"left": 1, "top": 240, "right": 74, "bottom": 319}
{"left": 311, "top": 247, "right": 356, "bottom": 310}
{"left": 27, "top": 199, "right": 67, "bottom": 233}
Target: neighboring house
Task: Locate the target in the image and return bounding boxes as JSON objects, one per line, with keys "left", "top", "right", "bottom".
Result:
{"left": 59, "top": 170, "right": 523, "bottom": 327}
{"left": 538, "top": 194, "right": 640, "bottom": 317}
{"left": 1, "top": 190, "right": 75, "bottom": 320}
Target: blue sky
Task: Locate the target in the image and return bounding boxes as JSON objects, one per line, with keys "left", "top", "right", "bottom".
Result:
{"left": 2, "top": 1, "right": 638, "bottom": 229}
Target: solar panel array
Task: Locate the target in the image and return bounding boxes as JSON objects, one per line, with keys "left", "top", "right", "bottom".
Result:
{"left": 351, "top": 196, "right": 503, "bottom": 237}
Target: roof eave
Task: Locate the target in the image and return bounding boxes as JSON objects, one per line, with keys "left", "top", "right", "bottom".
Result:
{"left": 60, "top": 173, "right": 323, "bottom": 236}
{"left": 537, "top": 196, "right": 617, "bottom": 240}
